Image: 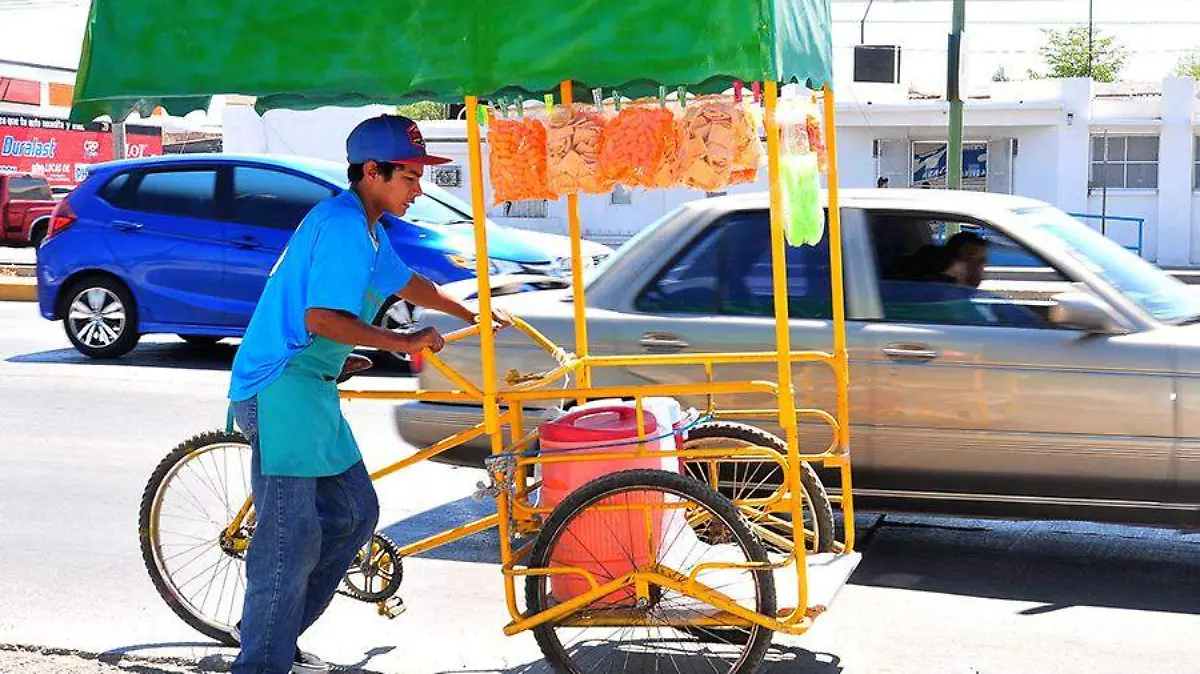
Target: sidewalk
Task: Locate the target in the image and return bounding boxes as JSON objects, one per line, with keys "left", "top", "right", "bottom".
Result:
{"left": 0, "top": 644, "right": 393, "bottom": 674}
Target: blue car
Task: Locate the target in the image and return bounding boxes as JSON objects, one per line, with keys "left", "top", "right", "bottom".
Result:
{"left": 36, "top": 154, "right": 610, "bottom": 359}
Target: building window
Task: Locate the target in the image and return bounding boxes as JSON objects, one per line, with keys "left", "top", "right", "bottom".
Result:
{"left": 611, "top": 184, "right": 634, "bottom": 205}
{"left": 502, "top": 200, "right": 549, "bottom": 218}
{"left": 1090, "top": 135, "right": 1159, "bottom": 190}
{"left": 1194, "top": 136, "right": 1200, "bottom": 191}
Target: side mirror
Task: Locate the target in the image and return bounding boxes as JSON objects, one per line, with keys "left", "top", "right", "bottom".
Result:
{"left": 1049, "top": 291, "right": 1124, "bottom": 334}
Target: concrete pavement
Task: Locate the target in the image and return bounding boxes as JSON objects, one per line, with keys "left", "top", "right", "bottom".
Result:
{"left": 1, "top": 301, "right": 1198, "bottom": 673}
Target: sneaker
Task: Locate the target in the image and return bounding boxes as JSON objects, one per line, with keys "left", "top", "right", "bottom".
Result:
{"left": 227, "top": 623, "right": 330, "bottom": 674}
{"left": 291, "top": 649, "right": 331, "bottom": 674}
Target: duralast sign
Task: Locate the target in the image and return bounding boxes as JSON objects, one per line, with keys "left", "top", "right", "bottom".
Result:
{"left": 0, "top": 114, "right": 163, "bottom": 185}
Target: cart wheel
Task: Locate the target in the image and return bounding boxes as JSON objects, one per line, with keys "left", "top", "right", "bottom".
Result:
{"left": 525, "top": 469, "right": 776, "bottom": 674}
{"left": 681, "top": 421, "right": 836, "bottom": 554}
{"left": 139, "top": 431, "right": 252, "bottom": 645}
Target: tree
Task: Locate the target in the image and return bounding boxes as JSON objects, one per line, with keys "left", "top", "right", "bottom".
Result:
{"left": 992, "top": 66, "right": 1010, "bottom": 82}
{"left": 395, "top": 101, "right": 448, "bottom": 120}
{"left": 1175, "top": 51, "right": 1200, "bottom": 79}
{"left": 1033, "top": 25, "right": 1127, "bottom": 82}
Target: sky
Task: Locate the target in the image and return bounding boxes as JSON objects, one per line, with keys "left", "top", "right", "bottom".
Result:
{"left": 1, "top": 0, "right": 1197, "bottom": 98}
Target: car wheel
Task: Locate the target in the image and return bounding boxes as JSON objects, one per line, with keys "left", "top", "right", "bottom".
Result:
{"left": 371, "top": 297, "right": 417, "bottom": 370}
{"left": 29, "top": 219, "right": 49, "bottom": 248}
{"left": 62, "top": 276, "right": 140, "bottom": 358}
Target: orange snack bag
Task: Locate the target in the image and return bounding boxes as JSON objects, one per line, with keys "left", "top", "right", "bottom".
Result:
{"left": 675, "top": 100, "right": 736, "bottom": 192}
{"left": 806, "top": 113, "right": 829, "bottom": 172}
{"left": 547, "top": 105, "right": 614, "bottom": 196}
{"left": 729, "top": 103, "right": 765, "bottom": 185}
{"left": 597, "top": 106, "right": 678, "bottom": 189}
{"left": 487, "top": 116, "right": 554, "bottom": 205}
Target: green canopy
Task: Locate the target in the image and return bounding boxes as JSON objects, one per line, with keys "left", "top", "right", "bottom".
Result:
{"left": 70, "top": 0, "right": 832, "bottom": 122}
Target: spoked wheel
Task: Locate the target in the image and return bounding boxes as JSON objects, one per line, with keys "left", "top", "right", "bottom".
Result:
{"left": 138, "top": 431, "right": 253, "bottom": 645}
{"left": 371, "top": 297, "right": 418, "bottom": 369}
{"left": 681, "top": 421, "right": 835, "bottom": 555}
{"left": 525, "top": 469, "right": 776, "bottom": 674}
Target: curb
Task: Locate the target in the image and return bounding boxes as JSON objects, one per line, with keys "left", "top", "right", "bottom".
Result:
{"left": 0, "top": 276, "right": 37, "bottom": 302}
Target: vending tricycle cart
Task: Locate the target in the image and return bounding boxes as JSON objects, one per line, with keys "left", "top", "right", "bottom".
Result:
{"left": 72, "top": 1, "right": 862, "bottom": 671}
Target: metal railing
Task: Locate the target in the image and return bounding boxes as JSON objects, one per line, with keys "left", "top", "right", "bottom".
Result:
{"left": 1068, "top": 212, "right": 1145, "bottom": 258}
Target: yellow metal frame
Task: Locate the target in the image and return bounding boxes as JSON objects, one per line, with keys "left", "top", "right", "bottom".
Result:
{"left": 221, "top": 81, "right": 856, "bottom": 638}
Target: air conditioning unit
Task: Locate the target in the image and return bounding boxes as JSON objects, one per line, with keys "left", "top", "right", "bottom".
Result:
{"left": 854, "top": 45, "right": 901, "bottom": 84}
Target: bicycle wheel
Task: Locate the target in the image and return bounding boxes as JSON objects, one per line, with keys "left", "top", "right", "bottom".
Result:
{"left": 525, "top": 469, "right": 776, "bottom": 674}
{"left": 681, "top": 421, "right": 835, "bottom": 554}
{"left": 139, "top": 431, "right": 252, "bottom": 645}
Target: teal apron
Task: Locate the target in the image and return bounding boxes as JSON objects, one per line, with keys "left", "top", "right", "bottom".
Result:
{"left": 256, "top": 284, "right": 389, "bottom": 478}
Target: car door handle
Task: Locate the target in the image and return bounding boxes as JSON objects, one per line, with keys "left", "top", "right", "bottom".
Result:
{"left": 112, "top": 220, "right": 143, "bottom": 231}
{"left": 882, "top": 343, "right": 941, "bottom": 361}
{"left": 640, "top": 332, "right": 689, "bottom": 351}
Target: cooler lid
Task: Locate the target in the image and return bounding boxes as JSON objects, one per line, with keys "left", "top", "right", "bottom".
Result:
{"left": 540, "top": 405, "right": 659, "bottom": 444}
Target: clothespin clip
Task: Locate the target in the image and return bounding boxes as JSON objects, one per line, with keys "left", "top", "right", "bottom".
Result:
{"left": 496, "top": 96, "right": 507, "bottom": 118}
{"left": 614, "top": 90, "right": 622, "bottom": 112}
{"left": 733, "top": 80, "right": 744, "bottom": 103}
{"left": 677, "top": 85, "right": 687, "bottom": 109}
{"left": 544, "top": 93, "right": 554, "bottom": 113}
{"left": 751, "top": 81, "right": 762, "bottom": 104}
{"left": 516, "top": 96, "right": 525, "bottom": 118}
{"left": 658, "top": 85, "right": 667, "bottom": 109}
{"left": 592, "top": 88, "right": 603, "bottom": 109}
{"left": 477, "top": 103, "right": 488, "bottom": 127}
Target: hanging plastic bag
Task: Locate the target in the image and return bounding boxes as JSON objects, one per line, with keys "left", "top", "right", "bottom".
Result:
{"left": 547, "top": 104, "right": 614, "bottom": 196}
{"left": 674, "top": 99, "right": 736, "bottom": 192}
{"left": 597, "top": 105, "right": 678, "bottom": 189}
{"left": 487, "top": 114, "right": 554, "bottom": 205}
{"left": 777, "top": 97, "right": 824, "bottom": 247}
{"left": 729, "top": 102, "right": 765, "bottom": 186}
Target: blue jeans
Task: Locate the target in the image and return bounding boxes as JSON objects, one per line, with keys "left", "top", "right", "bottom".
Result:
{"left": 231, "top": 396, "right": 379, "bottom": 674}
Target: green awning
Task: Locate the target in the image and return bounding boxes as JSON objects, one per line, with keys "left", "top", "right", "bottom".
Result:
{"left": 70, "top": 0, "right": 832, "bottom": 122}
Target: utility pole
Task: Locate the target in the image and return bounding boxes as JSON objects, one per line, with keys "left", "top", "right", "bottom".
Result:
{"left": 1087, "top": 0, "right": 1094, "bottom": 79}
{"left": 946, "top": 0, "right": 965, "bottom": 189}
{"left": 112, "top": 121, "right": 126, "bottom": 159}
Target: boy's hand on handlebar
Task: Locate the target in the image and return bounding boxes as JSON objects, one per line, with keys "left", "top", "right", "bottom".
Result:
{"left": 477, "top": 308, "right": 514, "bottom": 330}
{"left": 412, "top": 326, "right": 445, "bottom": 354}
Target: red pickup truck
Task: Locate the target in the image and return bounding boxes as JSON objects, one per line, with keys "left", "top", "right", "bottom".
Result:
{"left": 1, "top": 173, "right": 57, "bottom": 247}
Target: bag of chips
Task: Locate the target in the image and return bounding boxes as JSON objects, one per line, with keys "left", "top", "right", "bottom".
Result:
{"left": 729, "top": 102, "right": 765, "bottom": 186}
{"left": 487, "top": 116, "right": 554, "bottom": 205}
{"left": 597, "top": 106, "right": 679, "bottom": 189}
{"left": 547, "top": 105, "right": 614, "bottom": 195}
{"left": 674, "top": 100, "right": 736, "bottom": 192}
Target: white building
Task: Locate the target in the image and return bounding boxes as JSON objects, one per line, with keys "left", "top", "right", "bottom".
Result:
{"left": 224, "top": 76, "right": 1200, "bottom": 264}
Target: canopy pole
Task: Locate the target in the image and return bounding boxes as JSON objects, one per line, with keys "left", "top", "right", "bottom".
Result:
{"left": 465, "top": 95, "right": 500, "bottom": 436}
{"left": 765, "top": 80, "right": 809, "bottom": 619}
{"left": 763, "top": 80, "right": 797, "bottom": 434}
{"left": 561, "top": 80, "right": 591, "bottom": 398}
{"left": 823, "top": 83, "right": 856, "bottom": 550}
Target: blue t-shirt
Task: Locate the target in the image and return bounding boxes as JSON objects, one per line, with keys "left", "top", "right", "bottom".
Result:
{"left": 229, "top": 189, "right": 414, "bottom": 402}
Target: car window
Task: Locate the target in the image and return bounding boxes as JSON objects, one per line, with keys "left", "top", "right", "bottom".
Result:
{"left": 868, "top": 213, "right": 1061, "bottom": 328}
{"left": 230, "top": 167, "right": 336, "bottom": 230}
{"left": 8, "top": 176, "right": 52, "bottom": 200}
{"left": 123, "top": 169, "right": 217, "bottom": 219}
{"left": 721, "top": 212, "right": 832, "bottom": 319}
{"left": 636, "top": 225, "right": 722, "bottom": 314}
{"left": 636, "top": 211, "right": 833, "bottom": 318}
{"left": 97, "top": 173, "right": 130, "bottom": 203}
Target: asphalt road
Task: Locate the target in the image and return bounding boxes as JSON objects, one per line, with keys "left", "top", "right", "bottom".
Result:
{"left": 1, "top": 300, "right": 1198, "bottom": 674}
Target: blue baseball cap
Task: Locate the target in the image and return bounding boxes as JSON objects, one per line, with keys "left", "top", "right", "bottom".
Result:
{"left": 346, "top": 114, "right": 452, "bottom": 166}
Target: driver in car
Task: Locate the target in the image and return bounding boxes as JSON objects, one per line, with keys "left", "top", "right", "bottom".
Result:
{"left": 226, "top": 114, "right": 509, "bottom": 674}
